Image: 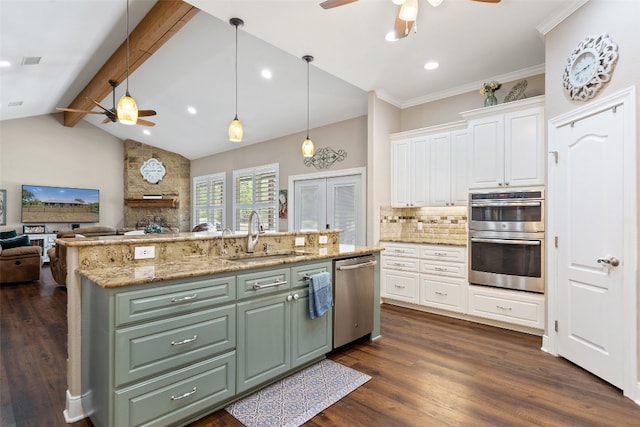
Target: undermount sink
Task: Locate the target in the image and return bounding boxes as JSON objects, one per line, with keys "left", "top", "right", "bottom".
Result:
{"left": 226, "top": 252, "right": 308, "bottom": 263}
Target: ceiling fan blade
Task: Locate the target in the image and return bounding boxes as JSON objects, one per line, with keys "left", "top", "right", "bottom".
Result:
{"left": 56, "top": 107, "right": 104, "bottom": 115}
{"left": 319, "top": 0, "right": 358, "bottom": 9}
{"left": 137, "top": 109, "right": 157, "bottom": 117}
{"left": 89, "top": 98, "right": 112, "bottom": 113}
{"left": 136, "top": 118, "right": 156, "bottom": 127}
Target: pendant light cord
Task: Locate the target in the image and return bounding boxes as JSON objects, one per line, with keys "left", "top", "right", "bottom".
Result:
{"left": 124, "top": 0, "right": 131, "bottom": 96}
{"left": 234, "top": 22, "right": 238, "bottom": 119}
{"left": 306, "top": 59, "right": 310, "bottom": 139}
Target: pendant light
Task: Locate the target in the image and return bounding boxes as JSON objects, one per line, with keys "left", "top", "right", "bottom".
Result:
{"left": 117, "top": 0, "right": 138, "bottom": 125}
{"left": 301, "top": 55, "right": 314, "bottom": 158}
{"left": 228, "top": 18, "right": 244, "bottom": 142}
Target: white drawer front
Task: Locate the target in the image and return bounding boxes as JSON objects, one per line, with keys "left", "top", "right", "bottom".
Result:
{"left": 468, "top": 286, "right": 544, "bottom": 329}
{"left": 421, "top": 245, "right": 466, "bottom": 263}
{"left": 382, "top": 243, "right": 420, "bottom": 257}
{"left": 382, "top": 256, "right": 420, "bottom": 272}
{"left": 381, "top": 270, "right": 419, "bottom": 303}
{"left": 420, "top": 277, "right": 465, "bottom": 313}
{"left": 421, "top": 260, "right": 465, "bottom": 278}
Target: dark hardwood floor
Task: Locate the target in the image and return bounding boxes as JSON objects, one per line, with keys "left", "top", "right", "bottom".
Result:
{"left": 2, "top": 266, "right": 639, "bottom": 426}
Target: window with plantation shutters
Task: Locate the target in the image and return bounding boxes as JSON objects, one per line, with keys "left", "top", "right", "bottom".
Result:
{"left": 233, "top": 163, "right": 278, "bottom": 233}
{"left": 192, "top": 173, "right": 225, "bottom": 231}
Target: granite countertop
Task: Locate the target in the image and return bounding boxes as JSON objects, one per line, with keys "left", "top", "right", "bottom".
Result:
{"left": 79, "top": 244, "right": 383, "bottom": 288}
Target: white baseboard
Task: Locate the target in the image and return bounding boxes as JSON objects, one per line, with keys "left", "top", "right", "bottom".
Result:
{"left": 63, "top": 389, "right": 87, "bottom": 423}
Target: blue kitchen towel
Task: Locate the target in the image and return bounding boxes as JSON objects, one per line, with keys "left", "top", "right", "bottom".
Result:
{"left": 309, "top": 271, "right": 332, "bottom": 320}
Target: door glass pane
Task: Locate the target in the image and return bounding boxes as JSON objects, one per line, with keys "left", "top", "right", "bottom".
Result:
{"left": 332, "top": 183, "right": 356, "bottom": 245}
{"left": 299, "top": 185, "right": 321, "bottom": 230}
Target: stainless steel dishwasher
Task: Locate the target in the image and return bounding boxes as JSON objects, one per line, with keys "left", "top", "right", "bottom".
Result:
{"left": 333, "top": 254, "right": 376, "bottom": 348}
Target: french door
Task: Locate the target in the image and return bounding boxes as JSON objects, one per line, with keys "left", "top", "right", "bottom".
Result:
{"left": 290, "top": 169, "right": 365, "bottom": 246}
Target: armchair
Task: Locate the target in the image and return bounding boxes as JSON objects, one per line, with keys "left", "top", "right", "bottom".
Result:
{"left": 0, "top": 232, "right": 42, "bottom": 284}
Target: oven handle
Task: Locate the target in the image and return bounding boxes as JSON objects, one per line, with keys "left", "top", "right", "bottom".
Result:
{"left": 470, "top": 201, "right": 541, "bottom": 208}
{"left": 470, "top": 237, "right": 541, "bottom": 246}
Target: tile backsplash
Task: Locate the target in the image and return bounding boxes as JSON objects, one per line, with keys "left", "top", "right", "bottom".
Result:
{"left": 380, "top": 205, "right": 467, "bottom": 245}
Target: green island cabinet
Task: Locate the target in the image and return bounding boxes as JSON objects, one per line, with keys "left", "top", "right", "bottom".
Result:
{"left": 81, "top": 260, "right": 332, "bottom": 427}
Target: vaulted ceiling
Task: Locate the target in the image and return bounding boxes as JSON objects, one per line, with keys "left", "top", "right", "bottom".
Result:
{"left": 0, "top": 0, "right": 583, "bottom": 160}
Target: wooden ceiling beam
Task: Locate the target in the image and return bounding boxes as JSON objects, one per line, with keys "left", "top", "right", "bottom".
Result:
{"left": 62, "top": 0, "right": 198, "bottom": 127}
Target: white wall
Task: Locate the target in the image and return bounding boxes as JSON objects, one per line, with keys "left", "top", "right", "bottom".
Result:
{"left": 0, "top": 114, "right": 125, "bottom": 232}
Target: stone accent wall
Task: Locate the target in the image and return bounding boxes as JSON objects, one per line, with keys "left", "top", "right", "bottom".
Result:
{"left": 380, "top": 205, "right": 467, "bottom": 245}
{"left": 124, "top": 140, "right": 191, "bottom": 231}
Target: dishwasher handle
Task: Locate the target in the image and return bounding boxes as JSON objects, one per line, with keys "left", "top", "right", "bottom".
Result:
{"left": 336, "top": 260, "right": 377, "bottom": 271}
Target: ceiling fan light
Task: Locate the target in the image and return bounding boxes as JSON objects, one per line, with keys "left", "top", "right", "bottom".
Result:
{"left": 302, "top": 137, "right": 315, "bottom": 158}
{"left": 427, "top": 0, "right": 443, "bottom": 7}
{"left": 117, "top": 94, "right": 138, "bottom": 125}
{"left": 228, "top": 116, "right": 243, "bottom": 142}
{"left": 399, "top": 0, "right": 418, "bottom": 21}
{"left": 391, "top": 0, "right": 406, "bottom": 5}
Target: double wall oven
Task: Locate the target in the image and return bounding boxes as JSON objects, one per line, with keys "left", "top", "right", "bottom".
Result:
{"left": 468, "top": 190, "right": 545, "bottom": 293}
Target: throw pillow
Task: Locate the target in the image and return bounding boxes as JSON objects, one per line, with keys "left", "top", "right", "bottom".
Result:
{"left": 0, "top": 234, "right": 30, "bottom": 250}
{"left": 0, "top": 230, "right": 18, "bottom": 239}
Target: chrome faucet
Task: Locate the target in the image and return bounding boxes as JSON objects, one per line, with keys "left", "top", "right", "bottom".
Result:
{"left": 246, "top": 210, "right": 261, "bottom": 253}
{"left": 221, "top": 228, "right": 233, "bottom": 256}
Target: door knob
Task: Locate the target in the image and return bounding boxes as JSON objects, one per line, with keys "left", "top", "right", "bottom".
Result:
{"left": 597, "top": 257, "right": 620, "bottom": 267}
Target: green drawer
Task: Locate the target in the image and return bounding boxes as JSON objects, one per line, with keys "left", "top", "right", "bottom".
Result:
{"left": 290, "top": 261, "right": 332, "bottom": 289}
{"left": 115, "top": 305, "right": 235, "bottom": 387}
{"left": 115, "top": 275, "right": 236, "bottom": 326}
{"left": 236, "top": 267, "right": 290, "bottom": 299}
{"left": 115, "top": 352, "right": 236, "bottom": 427}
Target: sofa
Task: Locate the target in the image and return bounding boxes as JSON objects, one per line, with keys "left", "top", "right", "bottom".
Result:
{"left": 0, "top": 231, "right": 42, "bottom": 284}
{"left": 47, "top": 226, "right": 117, "bottom": 286}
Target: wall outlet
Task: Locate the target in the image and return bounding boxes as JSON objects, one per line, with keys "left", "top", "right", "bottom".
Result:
{"left": 417, "top": 222, "right": 423, "bottom": 231}
{"left": 134, "top": 246, "right": 155, "bottom": 259}
{"left": 295, "top": 237, "right": 305, "bottom": 246}
{"left": 319, "top": 235, "right": 328, "bottom": 244}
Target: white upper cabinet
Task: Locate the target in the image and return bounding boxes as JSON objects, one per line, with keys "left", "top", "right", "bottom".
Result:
{"left": 390, "top": 123, "right": 468, "bottom": 208}
{"left": 462, "top": 96, "right": 545, "bottom": 189}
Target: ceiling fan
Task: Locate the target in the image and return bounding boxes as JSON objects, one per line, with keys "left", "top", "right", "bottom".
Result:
{"left": 320, "top": 0, "right": 501, "bottom": 40}
{"left": 56, "top": 80, "right": 157, "bottom": 127}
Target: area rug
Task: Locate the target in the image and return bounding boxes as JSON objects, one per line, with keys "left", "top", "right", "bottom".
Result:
{"left": 225, "top": 359, "right": 371, "bottom": 427}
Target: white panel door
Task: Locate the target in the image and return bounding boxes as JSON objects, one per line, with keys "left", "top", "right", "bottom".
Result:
{"left": 554, "top": 106, "right": 624, "bottom": 388}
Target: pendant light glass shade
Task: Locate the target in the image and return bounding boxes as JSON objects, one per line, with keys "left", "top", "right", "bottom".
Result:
{"left": 228, "top": 116, "right": 243, "bottom": 142}
{"left": 117, "top": 0, "right": 138, "bottom": 125}
{"left": 229, "top": 18, "right": 244, "bottom": 142}
{"left": 117, "top": 91, "right": 138, "bottom": 125}
{"left": 426, "top": 0, "right": 443, "bottom": 7}
{"left": 302, "top": 55, "right": 314, "bottom": 158}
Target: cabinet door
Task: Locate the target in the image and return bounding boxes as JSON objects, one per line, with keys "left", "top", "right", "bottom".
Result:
{"left": 410, "top": 136, "right": 430, "bottom": 207}
{"left": 390, "top": 139, "right": 411, "bottom": 207}
{"left": 469, "top": 116, "right": 504, "bottom": 188}
{"left": 291, "top": 289, "right": 332, "bottom": 367}
{"left": 236, "top": 293, "right": 290, "bottom": 393}
{"left": 429, "top": 132, "right": 451, "bottom": 206}
{"left": 381, "top": 269, "right": 419, "bottom": 303}
{"left": 504, "top": 107, "right": 544, "bottom": 187}
{"left": 450, "top": 129, "right": 469, "bottom": 205}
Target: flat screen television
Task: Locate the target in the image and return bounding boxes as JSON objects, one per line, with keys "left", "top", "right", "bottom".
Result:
{"left": 21, "top": 184, "right": 100, "bottom": 223}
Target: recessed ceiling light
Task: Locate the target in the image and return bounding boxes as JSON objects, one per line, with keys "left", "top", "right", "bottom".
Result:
{"left": 0, "top": 60, "right": 11, "bottom": 68}
{"left": 424, "top": 61, "right": 439, "bottom": 70}
{"left": 187, "top": 106, "right": 197, "bottom": 115}
{"left": 143, "top": 129, "right": 151, "bottom": 136}
{"left": 261, "top": 69, "right": 272, "bottom": 79}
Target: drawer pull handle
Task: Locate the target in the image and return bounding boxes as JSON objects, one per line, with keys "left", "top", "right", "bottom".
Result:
{"left": 496, "top": 305, "right": 513, "bottom": 311}
{"left": 253, "top": 279, "right": 288, "bottom": 290}
{"left": 435, "top": 291, "right": 448, "bottom": 296}
{"left": 434, "top": 252, "right": 448, "bottom": 256}
{"left": 434, "top": 267, "right": 448, "bottom": 272}
{"left": 171, "top": 335, "right": 198, "bottom": 346}
{"left": 171, "top": 387, "right": 197, "bottom": 401}
{"left": 171, "top": 293, "right": 198, "bottom": 303}
{"left": 393, "top": 284, "right": 405, "bottom": 289}
{"left": 393, "top": 262, "right": 405, "bottom": 267}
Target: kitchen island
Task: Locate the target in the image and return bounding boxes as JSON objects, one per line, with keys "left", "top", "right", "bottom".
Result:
{"left": 59, "top": 230, "right": 382, "bottom": 425}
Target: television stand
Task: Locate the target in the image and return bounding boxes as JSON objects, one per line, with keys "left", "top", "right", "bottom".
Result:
{"left": 26, "top": 233, "right": 56, "bottom": 263}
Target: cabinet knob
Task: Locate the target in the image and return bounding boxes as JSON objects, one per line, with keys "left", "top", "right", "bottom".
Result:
{"left": 293, "top": 293, "right": 300, "bottom": 301}
{"left": 287, "top": 295, "right": 293, "bottom": 302}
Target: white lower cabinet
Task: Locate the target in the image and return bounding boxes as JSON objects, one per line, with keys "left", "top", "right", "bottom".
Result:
{"left": 468, "top": 285, "right": 544, "bottom": 329}
{"left": 382, "top": 241, "right": 544, "bottom": 332}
